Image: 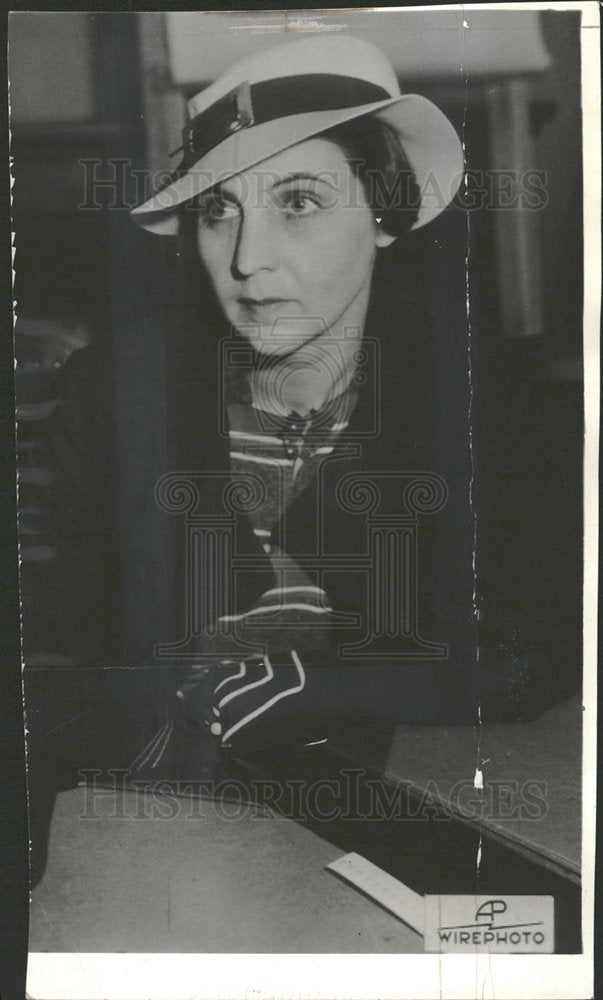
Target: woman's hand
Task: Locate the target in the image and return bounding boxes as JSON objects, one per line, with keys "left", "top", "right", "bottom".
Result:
{"left": 176, "top": 649, "right": 324, "bottom": 753}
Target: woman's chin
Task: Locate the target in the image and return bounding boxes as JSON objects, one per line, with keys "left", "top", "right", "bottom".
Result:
{"left": 252, "top": 340, "right": 305, "bottom": 359}
{"left": 236, "top": 320, "right": 328, "bottom": 359}
{"left": 239, "top": 332, "right": 322, "bottom": 359}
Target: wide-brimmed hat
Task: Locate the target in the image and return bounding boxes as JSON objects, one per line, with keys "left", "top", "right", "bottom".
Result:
{"left": 131, "top": 34, "right": 464, "bottom": 235}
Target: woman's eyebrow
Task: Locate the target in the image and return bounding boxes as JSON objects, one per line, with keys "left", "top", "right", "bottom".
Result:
{"left": 213, "top": 171, "right": 338, "bottom": 202}
{"left": 270, "top": 171, "right": 338, "bottom": 191}
{"left": 205, "top": 185, "right": 238, "bottom": 200}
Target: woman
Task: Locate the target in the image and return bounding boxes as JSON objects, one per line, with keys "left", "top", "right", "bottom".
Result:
{"left": 24, "top": 34, "right": 473, "bottom": 847}
{"left": 123, "top": 33, "right": 472, "bottom": 779}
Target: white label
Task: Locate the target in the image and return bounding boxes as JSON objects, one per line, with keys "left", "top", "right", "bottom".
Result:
{"left": 424, "top": 895, "right": 555, "bottom": 953}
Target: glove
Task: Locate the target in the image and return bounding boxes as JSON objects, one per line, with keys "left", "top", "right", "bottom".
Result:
{"left": 176, "top": 648, "right": 326, "bottom": 754}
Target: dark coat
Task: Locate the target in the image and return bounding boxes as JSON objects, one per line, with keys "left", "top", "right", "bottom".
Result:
{"left": 20, "top": 231, "right": 479, "bottom": 732}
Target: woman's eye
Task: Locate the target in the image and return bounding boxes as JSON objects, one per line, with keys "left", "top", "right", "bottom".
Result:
{"left": 277, "top": 190, "right": 322, "bottom": 217}
{"left": 197, "top": 196, "right": 239, "bottom": 224}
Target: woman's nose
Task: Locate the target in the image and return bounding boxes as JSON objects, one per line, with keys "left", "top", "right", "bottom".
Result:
{"left": 232, "top": 207, "right": 277, "bottom": 278}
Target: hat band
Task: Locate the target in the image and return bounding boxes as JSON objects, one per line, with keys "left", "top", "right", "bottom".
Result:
{"left": 178, "top": 74, "right": 391, "bottom": 170}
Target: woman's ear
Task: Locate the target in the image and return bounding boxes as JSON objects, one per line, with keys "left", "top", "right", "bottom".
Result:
{"left": 374, "top": 222, "right": 397, "bottom": 249}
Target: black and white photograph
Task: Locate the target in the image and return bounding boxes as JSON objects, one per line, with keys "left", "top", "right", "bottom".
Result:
{"left": 6, "top": 4, "right": 599, "bottom": 998}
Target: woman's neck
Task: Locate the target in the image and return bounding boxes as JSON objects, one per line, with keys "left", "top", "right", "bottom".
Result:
{"left": 249, "top": 280, "right": 371, "bottom": 417}
{"left": 250, "top": 333, "right": 362, "bottom": 417}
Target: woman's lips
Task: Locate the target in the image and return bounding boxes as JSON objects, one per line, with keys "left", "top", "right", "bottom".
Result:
{"left": 238, "top": 297, "right": 291, "bottom": 306}
{"left": 237, "top": 297, "right": 296, "bottom": 317}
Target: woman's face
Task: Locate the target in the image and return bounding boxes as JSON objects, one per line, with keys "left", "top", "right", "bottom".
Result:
{"left": 195, "top": 137, "right": 394, "bottom": 356}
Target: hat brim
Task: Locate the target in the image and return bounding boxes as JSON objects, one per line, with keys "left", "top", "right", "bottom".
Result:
{"left": 131, "top": 94, "right": 464, "bottom": 235}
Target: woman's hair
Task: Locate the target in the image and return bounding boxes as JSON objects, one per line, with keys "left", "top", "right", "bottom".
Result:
{"left": 318, "top": 116, "right": 421, "bottom": 236}
{"left": 178, "top": 114, "right": 420, "bottom": 243}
